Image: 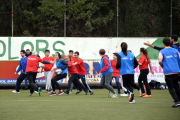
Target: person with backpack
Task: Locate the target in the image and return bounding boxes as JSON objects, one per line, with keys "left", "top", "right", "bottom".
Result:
{"left": 138, "top": 48, "right": 154, "bottom": 97}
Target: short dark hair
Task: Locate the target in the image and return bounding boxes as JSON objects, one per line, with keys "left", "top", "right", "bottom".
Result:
{"left": 74, "top": 51, "right": 79, "bottom": 55}
{"left": 20, "top": 50, "right": 26, "bottom": 54}
{"left": 171, "top": 34, "right": 178, "bottom": 41}
{"left": 163, "top": 37, "right": 171, "bottom": 46}
{"left": 69, "top": 50, "right": 73, "bottom": 53}
{"left": 99, "top": 49, "right": 105, "bottom": 55}
{"left": 113, "top": 53, "right": 118, "bottom": 56}
{"left": 26, "top": 49, "right": 30, "bottom": 51}
{"left": 45, "top": 49, "right": 50, "bottom": 53}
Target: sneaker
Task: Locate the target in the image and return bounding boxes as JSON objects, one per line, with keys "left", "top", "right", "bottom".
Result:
{"left": 29, "top": 92, "right": 33, "bottom": 96}
{"left": 12, "top": 90, "right": 20, "bottom": 93}
{"left": 69, "top": 91, "right": 72, "bottom": 94}
{"left": 65, "top": 91, "right": 69, "bottom": 94}
{"left": 90, "top": 91, "right": 94, "bottom": 95}
{"left": 110, "top": 94, "right": 118, "bottom": 98}
{"left": 34, "top": 91, "right": 38, "bottom": 93}
{"left": 120, "top": 93, "right": 128, "bottom": 97}
{"left": 108, "top": 92, "right": 113, "bottom": 97}
{"left": 49, "top": 92, "right": 57, "bottom": 96}
{"left": 76, "top": 90, "right": 82, "bottom": 94}
{"left": 85, "top": 91, "right": 89, "bottom": 95}
{"left": 57, "top": 91, "right": 64, "bottom": 96}
{"left": 139, "top": 93, "right": 146, "bottom": 97}
{"left": 172, "top": 103, "right": 180, "bottom": 108}
{"left": 143, "top": 94, "right": 151, "bottom": 98}
{"left": 129, "top": 99, "right": 135, "bottom": 104}
{"left": 129, "top": 93, "right": 134, "bottom": 102}
{"left": 38, "top": 87, "right": 42, "bottom": 96}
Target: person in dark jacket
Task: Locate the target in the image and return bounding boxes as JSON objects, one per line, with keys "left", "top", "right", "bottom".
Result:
{"left": 26, "top": 49, "right": 32, "bottom": 57}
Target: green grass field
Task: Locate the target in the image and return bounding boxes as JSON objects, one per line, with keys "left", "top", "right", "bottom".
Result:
{"left": 0, "top": 89, "right": 179, "bottom": 120}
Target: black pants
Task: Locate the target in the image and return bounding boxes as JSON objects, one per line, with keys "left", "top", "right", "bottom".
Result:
{"left": 165, "top": 74, "right": 180, "bottom": 102}
{"left": 51, "top": 73, "right": 67, "bottom": 91}
{"left": 27, "top": 72, "right": 38, "bottom": 93}
{"left": 15, "top": 73, "right": 27, "bottom": 92}
{"left": 67, "top": 73, "right": 88, "bottom": 92}
{"left": 131, "top": 76, "right": 140, "bottom": 91}
{"left": 138, "top": 69, "right": 151, "bottom": 95}
{"left": 122, "top": 74, "right": 134, "bottom": 94}
{"left": 178, "top": 76, "right": 180, "bottom": 82}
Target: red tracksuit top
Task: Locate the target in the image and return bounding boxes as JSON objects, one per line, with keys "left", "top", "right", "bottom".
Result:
{"left": 26, "top": 55, "right": 43, "bottom": 73}
{"left": 68, "top": 61, "right": 78, "bottom": 75}
{"left": 43, "top": 56, "right": 55, "bottom": 71}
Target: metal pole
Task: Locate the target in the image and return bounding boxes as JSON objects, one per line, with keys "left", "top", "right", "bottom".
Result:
{"left": 64, "top": 0, "right": 66, "bottom": 37}
{"left": 12, "top": 0, "right": 13, "bottom": 37}
{"left": 117, "top": 0, "right": 119, "bottom": 37}
{"left": 170, "top": 0, "right": 172, "bottom": 36}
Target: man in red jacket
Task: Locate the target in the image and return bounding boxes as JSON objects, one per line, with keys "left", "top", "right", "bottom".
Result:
{"left": 42, "top": 50, "right": 56, "bottom": 93}
{"left": 72, "top": 51, "right": 94, "bottom": 95}
{"left": 26, "top": 51, "right": 54, "bottom": 96}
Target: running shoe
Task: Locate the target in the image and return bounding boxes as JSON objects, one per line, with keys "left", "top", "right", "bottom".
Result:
{"left": 90, "top": 91, "right": 94, "bottom": 95}
{"left": 29, "top": 92, "right": 33, "bottom": 96}
{"left": 172, "top": 103, "right": 180, "bottom": 108}
{"left": 57, "top": 91, "right": 64, "bottom": 96}
{"left": 76, "top": 90, "right": 82, "bottom": 94}
{"left": 110, "top": 94, "right": 118, "bottom": 98}
{"left": 38, "top": 87, "right": 42, "bottom": 96}
{"left": 108, "top": 92, "right": 113, "bottom": 97}
{"left": 143, "top": 94, "right": 151, "bottom": 98}
{"left": 65, "top": 91, "right": 69, "bottom": 95}
{"left": 120, "top": 93, "right": 128, "bottom": 97}
{"left": 12, "top": 90, "right": 20, "bottom": 93}
{"left": 129, "top": 93, "right": 134, "bottom": 102}
{"left": 139, "top": 93, "right": 146, "bottom": 97}
{"left": 129, "top": 99, "right": 135, "bottom": 104}
{"left": 34, "top": 91, "right": 38, "bottom": 93}
{"left": 49, "top": 92, "right": 56, "bottom": 96}
{"left": 85, "top": 91, "right": 89, "bottom": 95}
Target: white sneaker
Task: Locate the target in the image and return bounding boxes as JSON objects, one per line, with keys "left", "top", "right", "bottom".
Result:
{"left": 129, "top": 99, "right": 135, "bottom": 104}
{"left": 12, "top": 90, "right": 20, "bottom": 93}
{"left": 69, "top": 91, "right": 72, "bottom": 94}
{"left": 120, "top": 93, "right": 128, "bottom": 97}
{"left": 34, "top": 91, "right": 38, "bottom": 93}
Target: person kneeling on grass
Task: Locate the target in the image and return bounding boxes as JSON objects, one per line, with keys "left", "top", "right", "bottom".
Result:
{"left": 99, "top": 49, "right": 118, "bottom": 98}
{"left": 49, "top": 52, "right": 68, "bottom": 96}
{"left": 158, "top": 37, "right": 180, "bottom": 108}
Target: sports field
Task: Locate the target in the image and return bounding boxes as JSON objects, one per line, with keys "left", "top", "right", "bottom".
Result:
{"left": 0, "top": 89, "right": 179, "bottom": 120}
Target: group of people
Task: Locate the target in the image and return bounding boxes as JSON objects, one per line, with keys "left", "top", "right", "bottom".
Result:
{"left": 12, "top": 34, "right": 180, "bottom": 107}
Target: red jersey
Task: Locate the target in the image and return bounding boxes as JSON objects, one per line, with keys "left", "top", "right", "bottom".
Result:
{"left": 43, "top": 56, "right": 55, "bottom": 71}
{"left": 138, "top": 55, "right": 151, "bottom": 70}
{"left": 71, "top": 57, "right": 76, "bottom": 63}
{"left": 110, "top": 60, "right": 120, "bottom": 77}
{"left": 74, "top": 58, "right": 86, "bottom": 75}
{"left": 68, "top": 61, "right": 78, "bottom": 75}
{"left": 26, "top": 55, "right": 43, "bottom": 72}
